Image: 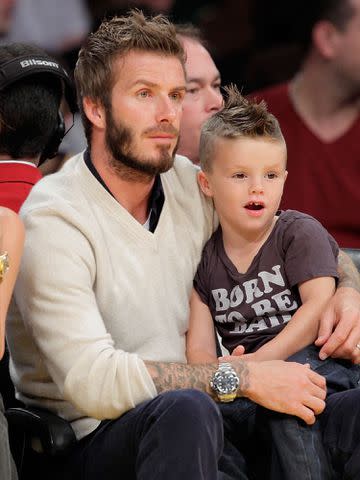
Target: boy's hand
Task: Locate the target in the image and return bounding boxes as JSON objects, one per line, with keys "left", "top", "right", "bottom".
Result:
{"left": 219, "top": 345, "right": 261, "bottom": 362}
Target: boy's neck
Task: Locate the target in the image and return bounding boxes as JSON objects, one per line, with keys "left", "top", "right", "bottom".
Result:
{"left": 221, "top": 217, "right": 277, "bottom": 274}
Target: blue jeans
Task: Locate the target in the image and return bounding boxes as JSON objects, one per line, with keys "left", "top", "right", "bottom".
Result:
{"left": 288, "top": 344, "right": 360, "bottom": 396}
{"left": 218, "top": 344, "right": 360, "bottom": 480}
{"left": 321, "top": 389, "right": 360, "bottom": 479}
{"left": 259, "top": 345, "right": 360, "bottom": 480}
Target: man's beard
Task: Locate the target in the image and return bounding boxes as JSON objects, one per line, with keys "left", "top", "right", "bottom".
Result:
{"left": 105, "top": 108, "right": 179, "bottom": 181}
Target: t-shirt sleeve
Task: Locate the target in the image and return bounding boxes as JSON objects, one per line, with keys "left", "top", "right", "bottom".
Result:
{"left": 282, "top": 214, "right": 339, "bottom": 287}
{"left": 193, "top": 237, "right": 215, "bottom": 306}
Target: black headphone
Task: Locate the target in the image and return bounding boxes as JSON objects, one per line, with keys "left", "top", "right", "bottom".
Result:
{"left": 0, "top": 54, "right": 78, "bottom": 164}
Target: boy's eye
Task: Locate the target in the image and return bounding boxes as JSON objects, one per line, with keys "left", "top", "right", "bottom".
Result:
{"left": 266, "top": 173, "right": 278, "bottom": 179}
{"left": 233, "top": 173, "right": 246, "bottom": 179}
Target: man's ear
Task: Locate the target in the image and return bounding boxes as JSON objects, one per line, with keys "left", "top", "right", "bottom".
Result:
{"left": 312, "top": 20, "right": 341, "bottom": 59}
{"left": 197, "top": 170, "right": 213, "bottom": 197}
{"left": 82, "top": 97, "right": 106, "bottom": 129}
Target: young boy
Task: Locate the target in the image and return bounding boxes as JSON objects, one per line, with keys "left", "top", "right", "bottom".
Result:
{"left": 187, "top": 84, "right": 344, "bottom": 368}
{"left": 186, "top": 85, "right": 359, "bottom": 479}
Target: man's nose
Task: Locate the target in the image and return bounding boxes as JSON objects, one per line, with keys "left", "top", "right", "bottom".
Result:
{"left": 205, "top": 88, "right": 223, "bottom": 113}
{"left": 155, "top": 96, "right": 178, "bottom": 123}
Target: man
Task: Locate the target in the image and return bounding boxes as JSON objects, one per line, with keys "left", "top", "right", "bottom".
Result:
{"left": 6, "top": 11, "right": 333, "bottom": 480}
{"left": 176, "top": 24, "right": 223, "bottom": 165}
{"left": 0, "top": 42, "right": 76, "bottom": 213}
{"left": 250, "top": 0, "right": 360, "bottom": 249}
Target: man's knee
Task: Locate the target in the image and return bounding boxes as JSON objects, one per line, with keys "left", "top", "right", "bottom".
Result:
{"left": 157, "top": 389, "right": 220, "bottom": 416}
{"left": 153, "top": 389, "right": 222, "bottom": 433}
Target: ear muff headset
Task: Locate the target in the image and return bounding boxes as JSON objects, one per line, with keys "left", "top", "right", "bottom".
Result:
{"left": 0, "top": 54, "right": 78, "bottom": 164}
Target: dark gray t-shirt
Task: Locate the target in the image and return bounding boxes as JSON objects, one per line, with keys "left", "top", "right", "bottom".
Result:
{"left": 194, "top": 210, "right": 339, "bottom": 354}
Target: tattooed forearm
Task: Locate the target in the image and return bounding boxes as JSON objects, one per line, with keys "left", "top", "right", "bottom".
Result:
{"left": 145, "top": 360, "right": 250, "bottom": 401}
{"left": 338, "top": 250, "right": 360, "bottom": 292}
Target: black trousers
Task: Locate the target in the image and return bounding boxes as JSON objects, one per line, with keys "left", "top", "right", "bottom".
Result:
{"left": 54, "top": 389, "right": 247, "bottom": 480}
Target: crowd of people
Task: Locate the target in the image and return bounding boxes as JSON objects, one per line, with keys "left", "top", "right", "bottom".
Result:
{"left": 0, "top": 1, "right": 360, "bottom": 479}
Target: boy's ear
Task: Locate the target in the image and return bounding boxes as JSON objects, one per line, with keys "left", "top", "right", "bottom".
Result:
{"left": 284, "top": 170, "right": 288, "bottom": 182}
{"left": 197, "top": 170, "right": 213, "bottom": 197}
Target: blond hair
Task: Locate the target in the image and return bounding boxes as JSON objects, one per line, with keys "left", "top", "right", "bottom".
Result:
{"left": 200, "top": 84, "right": 284, "bottom": 172}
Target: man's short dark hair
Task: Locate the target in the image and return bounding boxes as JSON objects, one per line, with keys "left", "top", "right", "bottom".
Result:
{"left": 75, "top": 9, "right": 185, "bottom": 143}
{"left": 0, "top": 43, "right": 62, "bottom": 159}
{"left": 297, "top": 0, "right": 355, "bottom": 51}
{"left": 174, "top": 23, "right": 207, "bottom": 47}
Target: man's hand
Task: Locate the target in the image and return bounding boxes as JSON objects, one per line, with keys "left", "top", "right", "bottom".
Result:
{"left": 242, "top": 360, "right": 326, "bottom": 425}
{"left": 315, "top": 287, "right": 360, "bottom": 362}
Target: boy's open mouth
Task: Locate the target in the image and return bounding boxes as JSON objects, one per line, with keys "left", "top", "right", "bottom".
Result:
{"left": 245, "top": 202, "right": 264, "bottom": 211}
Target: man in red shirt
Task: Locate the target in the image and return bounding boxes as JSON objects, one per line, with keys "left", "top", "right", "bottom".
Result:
{"left": 0, "top": 42, "right": 76, "bottom": 212}
{"left": 250, "top": 0, "right": 360, "bottom": 248}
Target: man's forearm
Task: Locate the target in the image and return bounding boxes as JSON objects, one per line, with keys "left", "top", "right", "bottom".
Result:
{"left": 338, "top": 250, "right": 360, "bottom": 292}
{"left": 146, "top": 360, "right": 250, "bottom": 400}
{"left": 146, "top": 359, "right": 327, "bottom": 425}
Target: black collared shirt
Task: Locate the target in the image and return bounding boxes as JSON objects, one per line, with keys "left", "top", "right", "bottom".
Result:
{"left": 84, "top": 149, "right": 164, "bottom": 232}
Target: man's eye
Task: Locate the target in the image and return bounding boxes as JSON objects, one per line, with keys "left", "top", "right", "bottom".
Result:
{"left": 213, "top": 83, "right": 221, "bottom": 91}
{"left": 138, "top": 90, "right": 150, "bottom": 98}
{"left": 170, "top": 91, "right": 183, "bottom": 101}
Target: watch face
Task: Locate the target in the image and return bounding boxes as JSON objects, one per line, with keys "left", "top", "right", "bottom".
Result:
{"left": 212, "top": 370, "right": 239, "bottom": 395}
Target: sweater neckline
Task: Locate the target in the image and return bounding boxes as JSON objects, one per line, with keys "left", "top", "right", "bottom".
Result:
{"left": 76, "top": 155, "right": 169, "bottom": 241}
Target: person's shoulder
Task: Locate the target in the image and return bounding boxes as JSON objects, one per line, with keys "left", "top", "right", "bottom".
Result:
{"left": 198, "top": 227, "right": 221, "bottom": 269}
{"left": 172, "top": 153, "right": 199, "bottom": 176}
{"left": 162, "top": 154, "right": 200, "bottom": 190}
{"left": 278, "top": 209, "right": 336, "bottom": 247}
{"left": 278, "top": 209, "right": 323, "bottom": 229}
{"left": 20, "top": 152, "right": 85, "bottom": 217}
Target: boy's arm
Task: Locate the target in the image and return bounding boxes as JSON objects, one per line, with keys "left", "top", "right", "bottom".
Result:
{"left": 186, "top": 289, "right": 218, "bottom": 364}
{"left": 249, "top": 276, "right": 336, "bottom": 361}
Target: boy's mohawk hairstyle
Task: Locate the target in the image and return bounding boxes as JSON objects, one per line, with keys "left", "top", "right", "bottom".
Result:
{"left": 200, "top": 84, "right": 284, "bottom": 171}
{"left": 216, "top": 84, "right": 277, "bottom": 137}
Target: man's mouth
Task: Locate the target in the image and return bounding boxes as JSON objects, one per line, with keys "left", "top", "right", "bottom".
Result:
{"left": 148, "top": 134, "right": 176, "bottom": 139}
{"left": 245, "top": 201, "right": 264, "bottom": 211}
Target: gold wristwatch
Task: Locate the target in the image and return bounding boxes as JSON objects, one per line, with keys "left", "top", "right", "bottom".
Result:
{"left": 210, "top": 362, "right": 240, "bottom": 403}
{"left": 0, "top": 252, "right": 9, "bottom": 283}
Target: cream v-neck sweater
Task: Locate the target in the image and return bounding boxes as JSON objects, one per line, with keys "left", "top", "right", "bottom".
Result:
{"left": 7, "top": 152, "right": 216, "bottom": 439}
